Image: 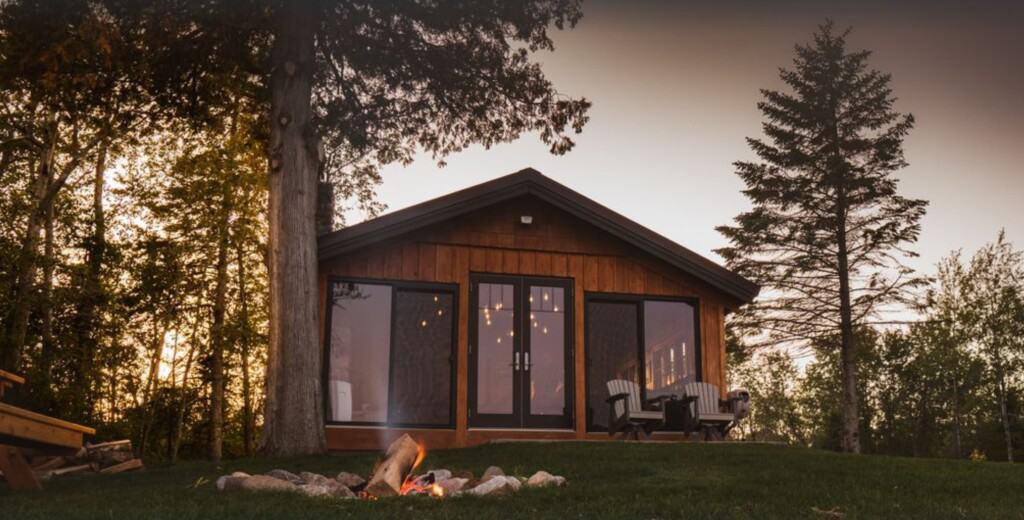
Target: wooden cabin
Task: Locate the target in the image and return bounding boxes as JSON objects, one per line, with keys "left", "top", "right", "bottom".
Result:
{"left": 317, "top": 168, "right": 758, "bottom": 450}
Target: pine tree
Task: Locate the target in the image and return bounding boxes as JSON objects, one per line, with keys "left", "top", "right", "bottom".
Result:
{"left": 717, "top": 22, "right": 928, "bottom": 454}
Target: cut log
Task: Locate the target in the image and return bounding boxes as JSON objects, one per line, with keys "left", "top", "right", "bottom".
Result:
{"left": 49, "top": 463, "right": 95, "bottom": 477}
{"left": 100, "top": 458, "right": 143, "bottom": 474}
{"left": 364, "top": 434, "right": 421, "bottom": 497}
{"left": 86, "top": 439, "right": 132, "bottom": 452}
{"left": 31, "top": 456, "right": 66, "bottom": 471}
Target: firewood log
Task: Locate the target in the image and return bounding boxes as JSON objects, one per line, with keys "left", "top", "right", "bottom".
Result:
{"left": 99, "top": 458, "right": 143, "bottom": 474}
{"left": 364, "top": 434, "right": 421, "bottom": 497}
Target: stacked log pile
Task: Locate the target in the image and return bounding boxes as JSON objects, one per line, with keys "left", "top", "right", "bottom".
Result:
{"left": 28, "top": 440, "right": 143, "bottom": 480}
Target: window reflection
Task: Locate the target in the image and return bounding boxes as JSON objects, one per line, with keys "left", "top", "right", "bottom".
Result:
{"left": 328, "top": 283, "right": 391, "bottom": 423}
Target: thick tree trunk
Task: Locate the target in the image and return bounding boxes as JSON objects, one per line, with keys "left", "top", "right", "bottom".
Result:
{"left": 209, "top": 209, "right": 230, "bottom": 462}
{"left": 236, "top": 243, "right": 255, "bottom": 457}
{"left": 261, "top": 1, "right": 325, "bottom": 456}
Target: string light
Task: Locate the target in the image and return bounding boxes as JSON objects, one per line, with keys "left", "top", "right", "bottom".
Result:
{"left": 437, "top": 309, "right": 443, "bottom": 316}
{"left": 420, "top": 320, "right": 427, "bottom": 327}
{"left": 542, "top": 327, "right": 548, "bottom": 334}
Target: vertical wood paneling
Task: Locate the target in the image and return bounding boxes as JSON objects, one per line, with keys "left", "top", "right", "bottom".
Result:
{"left": 485, "top": 248, "right": 502, "bottom": 273}
{"left": 535, "top": 252, "right": 553, "bottom": 276}
{"left": 583, "top": 256, "right": 599, "bottom": 291}
{"left": 627, "top": 261, "right": 645, "bottom": 293}
{"left": 454, "top": 246, "right": 470, "bottom": 446}
{"left": 518, "top": 251, "right": 537, "bottom": 275}
{"left": 470, "top": 247, "right": 487, "bottom": 272}
{"left": 418, "top": 243, "right": 437, "bottom": 281}
{"left": 613, "top": 259, "right": 629, "bottom": 293}
{"left": 385, "top": 244, "right": 403, "bottom": 279}
{"left": 598, "top": 257, "right": 615, "bottom": 292}
{"left": 436, "top": 245, "right": 455, "bottom": 283}
{"left": 551, "top": 253, "right": 568, "bottom": 277}
{"left": 402, "top": 243, "right": 419, "bottom": 279}
{"left": 502, "top": 250, "right": 519, "bottom": 275}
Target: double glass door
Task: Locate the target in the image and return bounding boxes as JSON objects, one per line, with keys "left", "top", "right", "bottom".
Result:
{"left": 469, "top": 275, "right": 573, "bottom": 429}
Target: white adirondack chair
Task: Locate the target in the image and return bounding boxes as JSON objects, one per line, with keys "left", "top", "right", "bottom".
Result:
{"left": 605, "top": 379, "right": 667, "bottom": 439}
{"left": 682, "top": 382, "right": 746, "bottom": 440}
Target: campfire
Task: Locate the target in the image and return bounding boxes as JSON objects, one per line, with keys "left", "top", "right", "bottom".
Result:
{"left": 216, "top": 433, "right": 566, "bottom": 499}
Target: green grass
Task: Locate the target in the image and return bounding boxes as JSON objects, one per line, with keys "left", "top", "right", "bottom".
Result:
{"left": 4, "top": 442, "right": 1024, "bottom": 519}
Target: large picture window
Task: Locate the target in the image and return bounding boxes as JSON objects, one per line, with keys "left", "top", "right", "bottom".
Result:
{"left": 325, "top": 279, "right": 457, "bottom": 428}
{"left": 585, "top": 294, "right": 700, "bottom": 431}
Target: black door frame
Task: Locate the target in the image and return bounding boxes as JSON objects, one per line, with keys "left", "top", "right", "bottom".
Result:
{"left": 468, "top": 273, "right": 574, "bottom": 429}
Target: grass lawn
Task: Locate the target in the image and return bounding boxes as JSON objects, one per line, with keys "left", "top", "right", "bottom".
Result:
{"left": 3, "top": 441, "right": 1023, "bottom": 520}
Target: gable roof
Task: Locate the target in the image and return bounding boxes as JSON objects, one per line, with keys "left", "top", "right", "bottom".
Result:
{"left": 318, "top": 168, "right": 759, "bottom": 304}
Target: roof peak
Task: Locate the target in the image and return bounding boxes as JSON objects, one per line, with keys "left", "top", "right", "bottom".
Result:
{"left": 318, "top": 168, "right": 759, "bottom": 304}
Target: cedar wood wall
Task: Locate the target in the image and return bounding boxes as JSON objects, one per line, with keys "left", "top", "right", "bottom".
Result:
{"left": 318, "top": 195, "right": 740, "bottom": 450}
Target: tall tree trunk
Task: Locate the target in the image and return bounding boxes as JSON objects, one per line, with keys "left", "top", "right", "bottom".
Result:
{"left": 997, "top": 371, "right": 1014, "bottom": 463}
{"left": 40, "top": 200, "right": 56, "bottom": 374}
{"left": 209, "top": 208, "right": 230, "bottom": 462}
{"left": 72, "top": 141, "right": 109, "bottom": 418}
{"left": 236, "top": 242, "right": 255, "bottom": 457}
{"left": 836, "top": 210, "right": 861, "bottom": 454}
{"left": 951, "top": 373, "right": 962, "bottom": 458}
{"left": 171, "top": 322, "right": 199, "bottom": 463}
{"left": 138, "top": 323, "right": 166, "bottom": 458}
{"left": 261, "top": 1, "right": 326, "bottom": 456}
{"left": 3, "top": 122, "right": 57, "bottom": 371}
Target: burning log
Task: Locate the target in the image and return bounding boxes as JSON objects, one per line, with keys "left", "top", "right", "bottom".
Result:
{"left": 364, "top": 434, "right": 422, "bottom": 497}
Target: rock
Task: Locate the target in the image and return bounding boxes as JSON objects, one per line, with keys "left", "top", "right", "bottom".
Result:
{"left": 453, "top": 469, "right": 474, "bottom": 481}
{"left": 265, "top": 469, "right": 302, "bottom": 484}
{"left": 438, "top": 477, "right": 468, "bottom": 494}
{"left": 526, "top": 470, "right": 566, "bottom": 488}
{"left": 230, "top": 471, "right": 251, "bottom": 478}
{"left": 335, "top": 471, "right": 366, "bottom": 489}
{"left": 465, "top": 475, "right": 518, "bottom": 497}
{"left": 480, "top": 466, "right": 505, "bottom": 483}
{"left": 298, "top": 480, "right": 356, "bottom": 498}
{"left": 239, "top": 475, "right": 300, "bottom": 493}
{"left": 298, "top": 471, "right": 330, "bottom": 486}
{"left": 216, "top": 475, "right": 247, "bottom": 491}
{"left": 427, "top": 469, "right": 452, "bottom": 482}
{"left": 552, "top": 476, "right": 567, "bottom": 487}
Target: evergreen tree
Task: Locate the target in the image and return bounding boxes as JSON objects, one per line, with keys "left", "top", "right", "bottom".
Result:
{"left": 717, "top": 22, "right": 927, "bottom": 453}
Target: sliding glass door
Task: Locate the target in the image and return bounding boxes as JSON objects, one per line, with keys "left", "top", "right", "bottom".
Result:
{"left": 469, "top": 275, "right": 573, "bottom": 429}
{"left": 585, "top": 294, "right": 701, "bottom": 431}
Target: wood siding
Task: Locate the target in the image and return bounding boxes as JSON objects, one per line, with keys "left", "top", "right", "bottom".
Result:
{"left": 320, "top": 195, "right": 734, "bottom": 450}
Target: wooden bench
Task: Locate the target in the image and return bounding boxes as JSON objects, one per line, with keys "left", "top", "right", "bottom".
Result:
{"left": 0, "top": 370, "right": 96, "bottom": 491}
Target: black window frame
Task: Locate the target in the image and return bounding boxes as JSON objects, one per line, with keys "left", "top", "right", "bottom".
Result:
{"left": 583, "top": 291, "right": 702, "bottom": 432}
{"left": 323, "top": 276, "right": 459, "bottom": 429}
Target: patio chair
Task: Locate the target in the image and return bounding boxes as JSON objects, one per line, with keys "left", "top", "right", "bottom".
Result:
{"left": 605, "top": 379, "right": 668, "bottom": 440}
{"left": 681, "top": 382, "right": 748, "bottom": 441}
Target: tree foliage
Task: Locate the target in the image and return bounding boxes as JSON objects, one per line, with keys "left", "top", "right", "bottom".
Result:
{"left": 718, "top": 21, "right": 927, "bottom": 453}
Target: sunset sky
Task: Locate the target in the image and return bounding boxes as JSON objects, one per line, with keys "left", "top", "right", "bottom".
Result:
{"left": 367, "top": 0, "right": 1023, "bottom": 277}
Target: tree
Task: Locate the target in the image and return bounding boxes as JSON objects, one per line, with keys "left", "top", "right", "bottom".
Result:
{"left": 959, "top": 232, "right": 1024, "bottom": 462}
{"left": 139, "top": 0, "right": 591, "bottom": 455}
{"left": 717, "top": 22, "right": 927, "bottom": 453}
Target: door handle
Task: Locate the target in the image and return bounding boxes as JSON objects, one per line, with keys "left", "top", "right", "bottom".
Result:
{"left": 511, "top": 352, "right": 520, "bottom": 371}
{"left": 524, "top": 352, "right": 531, "bottom": 370}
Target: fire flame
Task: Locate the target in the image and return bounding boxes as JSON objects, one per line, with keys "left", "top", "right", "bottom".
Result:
{"left": 398, "top": 443, "right": 445, "bottom": 497}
